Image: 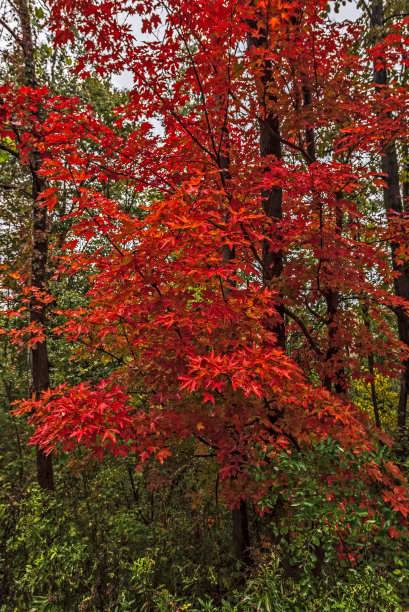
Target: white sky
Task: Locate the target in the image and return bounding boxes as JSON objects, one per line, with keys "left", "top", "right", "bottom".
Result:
{"left": 111, "top": 1, "right": 363, "bottom": 90}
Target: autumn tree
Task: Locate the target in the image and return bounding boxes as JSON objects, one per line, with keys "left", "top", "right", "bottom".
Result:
{"left": 9, "top": 0, "right": 409, "bottom": 565}
{"left": 0, "top": 0, "right": 128, "bottom": 490}
{"left": 0, "top": 0, "right": 58, "bottom": 489}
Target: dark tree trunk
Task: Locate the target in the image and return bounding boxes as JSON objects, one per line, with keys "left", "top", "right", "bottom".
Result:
{"left": 17, "top": 0, "right": 54, "bottom": 489}
{"left": 229, "top": 7, "right": 285, "bottom": 572}
{"left": 322, "top": 201, "right": 345, "bottom": 395}
{"left": 371, "top": 0, "right": 409, "bottom": 435}
{"left": 218, "top": 111, "right": 251, "bottom": 566}
{"left": 30, "top": 175, "right": 54, "bottom": 491}
{"left": 247, "top": 12, "right": 285, "bottom": 350}
{"left": 363, "top": 300, "right": 381, "bottom": 428}
{"left": 301, "top": 81, "right": 345, "bottom": 394}
{"left": 232, "top": 501, "right": 251, "bottom": 566}
{"left": 402, "top": 144, "right": 409, "bottom": 212}
{"left": 259, "top": 108, "right": 285, "bottom": 349}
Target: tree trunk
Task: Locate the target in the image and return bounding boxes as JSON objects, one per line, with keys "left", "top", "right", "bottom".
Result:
{"left": 232, "top": 501, "right": 251, "bottom": 566}
{"left": 230, "top": 6, "right": 285, "bottom": 573}
{"left": 247, "top": 16, "right": 285, "bottom": 351}
{"left": 301, "top": 83, "right": 345, "bottom": 394}
{"left": 371, "top": 0, "right": 409, "bottom": 435}
{"left": 30, "top": 180, "right": 54, "bottom": 491}
{"left": 259, "top": 107, "right": 285, "bottom": 349}
{"left": 218, "top": 112, "right": 251, "bottom": 566}
{"left": 17, "top": 0, "right": 54, "bottom": 489}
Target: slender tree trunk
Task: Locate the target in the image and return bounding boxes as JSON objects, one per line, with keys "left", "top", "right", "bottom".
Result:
{"left": 17, "top": 0, "right": 54, "bottom": 489}
{"left": 371, "top": 0, "right": 409, "bottom": 435}
{"left": 301, "top": 82, "right": 344, "bottom": 576}
{"left": 219, "top": 116, "right": 251, "bottom": 565}
{"left": 301, "top": 81, "right": 345, "bottom": 394}
{"left": 362, "top": 303, "right": 381, "bottom": 428}
{"left": 232, "top": 5, "right": 285, "bottom": 571}
{"left": 30, "top": 169, "right": 54, "bottom": 491}
{"left": 259, "top": 102, "right": 285, "bottom": 349}
{"left": 402, "top": 144, "right": 409, "bottom": 212}
{"left": 247, "top": 15, "right": 285, "bottom": 351}
{"left": 322, "top": 200, "right": 345, "bottom": 394}
{"left": 232, "top": 501, "right": 251, "bottom": 566}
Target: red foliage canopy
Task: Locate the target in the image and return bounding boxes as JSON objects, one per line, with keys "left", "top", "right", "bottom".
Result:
{"left": 4, "top": 0, "right": 409, "bottom": 514}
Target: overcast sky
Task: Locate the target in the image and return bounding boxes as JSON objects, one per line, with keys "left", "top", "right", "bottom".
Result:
{"left": 111, "top": 1, "right": 363, "bottom": 90}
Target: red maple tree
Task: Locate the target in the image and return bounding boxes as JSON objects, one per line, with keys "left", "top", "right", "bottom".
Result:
{"left": 4, "top": 0, "right": 409, "bottom": 531}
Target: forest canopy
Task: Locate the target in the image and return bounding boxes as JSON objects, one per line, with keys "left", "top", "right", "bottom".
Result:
{"left": 2, "top": 0, "right": 409, "bottom": 610}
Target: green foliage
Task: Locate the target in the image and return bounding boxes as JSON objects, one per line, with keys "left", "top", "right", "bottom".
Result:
{"left": 0, "top": 452, "right": 234, "bottom": 610}
{"left": 225, "top": 560, "right": 402, "bottom": 612}
{"left": 1, "top": 449, "right": 409, "bottom": 611}
{"left": 109, "top": 555, "right": 404, "bottom": 611}
{"left": 251, "top": 438, "right": 407, "bottom": 575}
{"left": 351, "top": 370, "right": 400, "bottom": 431}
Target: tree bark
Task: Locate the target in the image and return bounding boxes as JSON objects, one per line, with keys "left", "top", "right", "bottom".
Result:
{"left": 247, "top": 16, "right": 285, "bottom": 351}
{"left": 232, "top": 501, "right": 251, "bottom": 566}
{"left": 371, "top": 0, "right": 409, "bottom": 435}
{"left": 17, "top": 0, "right": 54, "bottom": 489}
{"left": 229, "top": 5, "right": 285, "bottom": 573}
{"left": 301, "top": 83, "right": 345, "bottom": 394}
{"left": 218, "top": 112, "right": 251, "bottom": 566}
